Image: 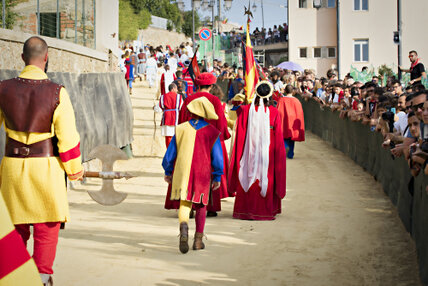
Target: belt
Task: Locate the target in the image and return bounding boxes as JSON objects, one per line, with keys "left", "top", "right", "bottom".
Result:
{"left": 164, "top": 109, "right": 178, "bottom": 111}
{"left": 5, "top": 137, "right": 59, "bottom": 158}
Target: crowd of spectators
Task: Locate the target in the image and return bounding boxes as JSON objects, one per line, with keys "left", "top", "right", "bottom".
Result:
{"left": 289, "top": 50, "right": 428, "bottom": 181}
{"left": 251, "top": 23, "right": 288, "bottom": 46}
{"left": 200, "top": 22, "right": 288, "bottom": 51}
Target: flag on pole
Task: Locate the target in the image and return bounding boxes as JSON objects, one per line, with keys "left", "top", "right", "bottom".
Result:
{"left": 187, "top": 47, "right": 201, "bottom": 85}
{"left": 243, "top": 21, "right": 259, "bottom": 101}
{"left": 255, "top": 60, "right": 267, "bottom": 80}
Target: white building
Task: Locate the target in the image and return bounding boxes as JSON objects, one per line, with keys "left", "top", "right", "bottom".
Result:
{"left": 289, "top": 0, "right": 428, "bottom": 78}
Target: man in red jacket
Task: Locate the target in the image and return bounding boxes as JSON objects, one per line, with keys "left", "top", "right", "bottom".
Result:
{"left": 159, "top": 83, "right": 182, "bottom": 147}
{"left": 276, "top": 84, "right": 305, "bottom": 158}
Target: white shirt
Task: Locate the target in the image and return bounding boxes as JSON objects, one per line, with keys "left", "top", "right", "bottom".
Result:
{"left": 394, "top": 111, "right": 409, "bottom": 137}
{"left": 186, "top": 45, "right": 194, "bottom": 58}
{"left": 146, "top": 58, "right": 157, "bottom": 70}
{"left": 179, "top": 54, "right": 189, "bottom": 63}
{"left": 274, "top": 81, "right": 284, "bottom": 92}
{"left": 168, "top": 57, "right": 178, "bottom": 73}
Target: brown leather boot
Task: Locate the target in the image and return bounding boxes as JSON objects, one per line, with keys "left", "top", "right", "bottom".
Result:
{"left": 179, "top": 222, "right": 189, "bottom": 254}
{"left": 192, "top": 232, "right": 205, "bottom": 250}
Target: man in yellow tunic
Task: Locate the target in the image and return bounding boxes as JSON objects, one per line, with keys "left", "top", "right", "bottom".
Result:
{"left": 0, "top": 36, "right": 84, "bottom": 286}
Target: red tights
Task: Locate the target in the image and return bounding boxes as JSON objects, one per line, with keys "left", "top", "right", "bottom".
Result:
{"left": 165, "top": 136, "right": 172, "bottom": 148}
{"left": 194, "top": 204, "right": 207, "bottom": 233}
{"left": 15, "top": 222, "right": 61, "bottom": 274}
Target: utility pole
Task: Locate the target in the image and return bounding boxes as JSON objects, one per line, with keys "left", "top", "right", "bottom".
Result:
{"left": 261, "top": 0, "right": 264, "bottom": 31}
{"left": 192, "top": 0, "right": 195, "bottom": 53}
{"left": 212, "top": 0, "right": 215, "bottom": 62}
{"left": 397, "top": 0, "right": 402, "bottom": 80}
{"left": 2, "top": 0, "right": 5, "bottom": 29}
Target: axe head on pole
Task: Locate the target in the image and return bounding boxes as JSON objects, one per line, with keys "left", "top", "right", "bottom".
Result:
{"left": 85, "top": 144, "right": 129, "bottom": 206}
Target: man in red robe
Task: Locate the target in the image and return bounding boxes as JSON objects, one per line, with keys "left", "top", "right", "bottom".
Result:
{"left": 164, "top": 73, "right": 231, "bottom": 216}
{"left": 276, "top": 84, "right": 305, "bottom": 159}
{"left": 159, "top": 83, "right": 182, "bottom": 147}
{"left": 229, "top": 81, "right": 287, "bottom": 220}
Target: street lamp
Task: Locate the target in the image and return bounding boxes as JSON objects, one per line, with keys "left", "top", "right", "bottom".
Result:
{"left": 252, "top": 2, "right": 257, "bottom": 12}
{"left": 224, "top": 0, "right": 233, "bottom": 10}
{"left": 192, "top": 0, "right": 202, "bottom": 53}
{"left": 177, "top": 0, "right": 185, "bottom": 10}
{"left": 252, "top": 0, "right": 265, "bottom": 31}
{"left": 194, "top": 0, "right": 201, "bottom": 9}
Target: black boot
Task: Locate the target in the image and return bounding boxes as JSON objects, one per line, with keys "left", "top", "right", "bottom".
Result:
{"left": 179, "top": 222, "right": 189, "bottom": 254}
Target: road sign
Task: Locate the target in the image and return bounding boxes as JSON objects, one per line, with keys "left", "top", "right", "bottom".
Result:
{"left": 199, "top": 28, "right": 212, "bottom": 41}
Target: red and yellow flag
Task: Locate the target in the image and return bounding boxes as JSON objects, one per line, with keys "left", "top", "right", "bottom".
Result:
{"left": 0, "top": 196, "right": 42, "bottom": 286}
{"left": 244, "top": 21, "right": 259, "bottom": 101}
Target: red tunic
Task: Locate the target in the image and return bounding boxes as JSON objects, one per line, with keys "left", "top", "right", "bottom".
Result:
{"left": 228, "top": 105, "right": 287, "bottom": 220}
{"left": 160, "top": 91, "right": 182, "bottom": 126}
{"left": 164, "top": 91, "right": 231, "bottom": 211}
{"left": 276, "top": 96, "right": 305, "bottom": 142}
{"left": 182, "top": 68, "right": 194, "bottom": 97}
{"left": 185, "top": 124, "right": 221, "bottom": 205}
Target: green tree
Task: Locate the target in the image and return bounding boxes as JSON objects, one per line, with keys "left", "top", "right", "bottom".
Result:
{"left": 128, "top": 0, "right": 183, "bottom": 32}
{"left": 138, "top": 9, "right": 151, "bottom": 30}
{"left": 119, "top": 0, "right": 151, "bottom": 40}
{"left": 0, "top": 0, "right": 18, "bottom": 29}
{"left": 182, "top": 10, "right": 201, "bottom": 38}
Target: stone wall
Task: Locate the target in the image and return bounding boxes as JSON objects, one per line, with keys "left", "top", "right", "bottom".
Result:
{"left": 0, "top": 28, "right": 118, "bottom": 73}
{"left": 139, "top": 27, "right": 191, "bottom": 49}
{"left": 0, "top": 70, "right": 133, "bottom": 162}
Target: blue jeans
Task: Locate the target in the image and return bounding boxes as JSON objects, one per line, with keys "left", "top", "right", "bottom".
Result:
{"left": 284, "top": 139, "right": 295, "bottom": 159}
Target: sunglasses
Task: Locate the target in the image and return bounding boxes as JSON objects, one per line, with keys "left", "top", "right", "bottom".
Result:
{"left": 411, "top": 102, "right": 424, "bottom": 111}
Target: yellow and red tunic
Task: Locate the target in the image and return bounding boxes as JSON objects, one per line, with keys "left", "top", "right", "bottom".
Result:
{"left": 0, "top": 65, "right": 84, "bottom": 225}
{"left": 0, "top": 192, "right": 42, "bottom": 285}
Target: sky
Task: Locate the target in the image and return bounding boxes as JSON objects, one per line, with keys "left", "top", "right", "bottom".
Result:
{"left": 181, "top": 0, "right": 288, "bottom": 31}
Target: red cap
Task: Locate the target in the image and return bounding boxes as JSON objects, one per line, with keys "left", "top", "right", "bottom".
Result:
{"left": 195, "top": 72, "right": 217, "bottom": 86}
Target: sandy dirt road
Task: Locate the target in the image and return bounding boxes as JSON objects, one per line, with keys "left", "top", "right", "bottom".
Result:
{"left": 48, "top": 80, "right": 422, "bottom": 286}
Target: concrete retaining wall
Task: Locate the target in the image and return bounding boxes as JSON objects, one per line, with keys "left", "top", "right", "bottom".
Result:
{"left": 300, "top": 98, "right": 428, "bottom": 284}
{"left": 0, "top": 70, "right": 133, "bottom": 162}
{"left": 0, "top": 28, "right": 119, "bottom": 73}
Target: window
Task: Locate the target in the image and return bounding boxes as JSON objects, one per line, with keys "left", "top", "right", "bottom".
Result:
{"left": 299, "top": 48, "right": 307, "bottom": 58}
{"left": 328, "top": 47, "right": 336, "bottom": 58}
{"left": 354, "top": 40, "right": 369, "bottom": 62}
{"left": 313, "top": 47, "right": 321, "bottom": 58}
{"left": 354, "top": 0, "right": 368, "bottom": 11}
{"left": 327, "top": 0, "right": 336, "bottom": 8}
{"left": 299, "top": 0, "right": 307, "bottom": 8}
{"left": 39, "top": 13, "right": 57, "bottom": 38}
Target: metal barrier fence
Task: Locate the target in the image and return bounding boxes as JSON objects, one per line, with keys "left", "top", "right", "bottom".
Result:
{"left": 197, "top": 35, "right": 241, "bottom": 65}
{"left": 1, "top": 0, "right": 96, "bottom": 49}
